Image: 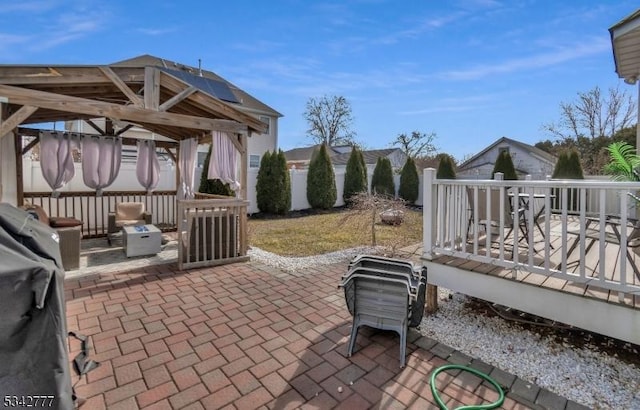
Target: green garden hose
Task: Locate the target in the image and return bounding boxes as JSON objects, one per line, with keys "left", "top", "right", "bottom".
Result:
{"left": 430, "top": 364, "right": 505, "bottom": 410}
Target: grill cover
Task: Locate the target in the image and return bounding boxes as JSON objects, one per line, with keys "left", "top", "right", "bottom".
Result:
{"left": 0, "top": 203, "right": 74, "bottom": 410}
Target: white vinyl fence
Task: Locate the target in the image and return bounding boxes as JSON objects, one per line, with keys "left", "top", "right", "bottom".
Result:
{"left": 24, "top": 159, "right": 422, "bottom": 214}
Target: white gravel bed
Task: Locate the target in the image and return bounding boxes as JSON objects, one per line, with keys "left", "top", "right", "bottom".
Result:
{"left": 248, "top": 245, "right": 384, "bottom": 273}
{"left": 250, "top": 246, "right": 640, "bottom": 409}
{"left": 421, "top": 290, "right": 640, "bottom": 409}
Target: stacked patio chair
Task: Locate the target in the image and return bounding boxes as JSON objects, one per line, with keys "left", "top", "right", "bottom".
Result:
{"left": 339, "top": 255, "right": 427, "bottom": 368}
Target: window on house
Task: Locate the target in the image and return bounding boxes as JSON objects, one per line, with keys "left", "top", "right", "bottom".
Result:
{"left": 259, "top": 116, "right": 270, "bottom": 135}
{"left": 499, "top": 147, "right": 510, "bottom": 155}
{"left": 249, "top": 154, "right": 260, "bottom": 168}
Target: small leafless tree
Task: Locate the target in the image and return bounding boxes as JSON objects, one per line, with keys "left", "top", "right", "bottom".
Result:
{"left": 304, "top": 95, "right": 356, "bottom": 146}
{"left": 342, "top": 192, "right": 407, "bottom": 250}
{"left": 542, "top": 86, "right": 636, "bottom": 140}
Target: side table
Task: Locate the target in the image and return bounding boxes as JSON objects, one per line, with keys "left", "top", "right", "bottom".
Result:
{"left": 122, "top": 224, "right": 161, "bottom": 257}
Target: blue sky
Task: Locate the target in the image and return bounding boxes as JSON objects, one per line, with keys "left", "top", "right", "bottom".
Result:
{"left": 1, "top": 0, "right": 637, "bottom": 161}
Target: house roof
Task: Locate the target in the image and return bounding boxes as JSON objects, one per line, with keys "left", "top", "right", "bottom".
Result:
{"left": 283, "top": 144, "right": 342, "bottom": 162}
{"left": 331, "top": 148, "right": 402, "bottom": 166}
{"left": 0, "top": 55, "right": 270, "bottom": 141}
{"left": 112, "top": 54, "right": 282, "bottom": 117}
{"left": 458, "top": 137, "right": 557, "bottom": 171}
{"left": 609, "top": 8, "right": 640, "bottom": 84}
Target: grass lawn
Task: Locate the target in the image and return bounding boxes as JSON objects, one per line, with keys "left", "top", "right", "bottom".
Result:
{"left": 248, "top": 208, "right": 423, "bottom": 256}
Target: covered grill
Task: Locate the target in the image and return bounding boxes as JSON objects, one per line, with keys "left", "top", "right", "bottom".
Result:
{"left": 0, "top": 203, "right": 74, "bottom": 409}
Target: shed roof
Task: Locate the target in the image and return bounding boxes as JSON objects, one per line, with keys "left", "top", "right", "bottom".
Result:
{"left": 458, "top": 137, "right": 556, "bottom": 171}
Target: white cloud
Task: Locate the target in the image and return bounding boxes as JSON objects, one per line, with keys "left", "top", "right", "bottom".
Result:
{"left": 440, "top": 37, "right": 611, "bottom": 81}
{"left": 136, "top": 28, "right": 177, "bottom": 36}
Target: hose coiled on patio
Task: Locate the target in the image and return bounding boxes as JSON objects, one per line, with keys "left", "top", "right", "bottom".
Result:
{"left": 430, "top": 364, "right": 505, "bottom": 410}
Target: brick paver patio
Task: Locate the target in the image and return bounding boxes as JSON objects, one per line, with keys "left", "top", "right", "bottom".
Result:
{"left": 64, "top": 258, "right": 585, "bottom": 409}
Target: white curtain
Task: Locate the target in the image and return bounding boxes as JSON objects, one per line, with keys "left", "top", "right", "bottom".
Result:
{"left": 136, "top": 140, "right": 160, "bottom": 193}
{"left": 208, "top": 131, "right": 240, "bottom": 192}
{"left": 81, "top": 135, "right": 122, "bottom": 196}
{"left": 39, "top": 131, "right": 77, "bottom": 197}
{"left": 178, "top": 138, "right": 198, "bottom": 199}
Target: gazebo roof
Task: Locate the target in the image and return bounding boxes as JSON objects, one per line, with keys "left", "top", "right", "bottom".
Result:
{"left": 0, "top": 56, "right": 268, "bottom": 142}
{"left": 610, "top": 8, "right": 640, "bottom": 84}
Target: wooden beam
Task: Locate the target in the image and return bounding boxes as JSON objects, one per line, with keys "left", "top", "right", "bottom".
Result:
{"left": 116, "top": 124, "right": 135, "bottom": 136}
{"left": 16, "top": 127, "right": 178, "bottom": 149}
{"left": 119, "top": 136, "right": 177, "bottom": 149}
{"left": 159, "top": 85, "right": 197, "bottom": 112}
{"left": 164, "top": 147, "right": 177, "bottom": 163}
{"left": 14, "top": 133, "right": 23, "bottom": 206}
{"left": 0, "top": 84, "right": 250, "bottom": 134}
{"left": 239, "top": 133, "right": 248, "bottom": 255}
{"left": 0, "top": 66, "right": 144, "bottom": 85}
{"left": 0, "top": 105, "right": 38, "bottom": 140}
{"left": 85, "top": 119, "right": 104, "bottom": 134}
{"left": 105, "top": 118, "right": 114, "bottom": 135}
{"left": 144, "top": 67, "right": 160, "bottom": 110}
{"left": 99, "top": 66, "right": 144, "bottom": 107}
{"left": 22, "top": 135, "right": 39, "bottom": 156}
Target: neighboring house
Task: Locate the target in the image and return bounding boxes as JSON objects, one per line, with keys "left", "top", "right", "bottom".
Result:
{"left": 67, "top": 54, "right": 282, "bottom": 175}
{"left": 457, "top": 137, "right": 557, "bottom": 180}
{"left": 331, "top": 148, "right": 408, "bottom": 171}
{"left": 283, "top": 144, "right": 333, "bottom": 169}
{"left": 283, "top": 145, "right": 408, "bottom": 171}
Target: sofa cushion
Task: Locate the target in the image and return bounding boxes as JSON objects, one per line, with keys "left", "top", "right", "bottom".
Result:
{"left": 116, "top": 203, "right": 145, "bottom": 220}
{"left": 49, "top": 217, "right": 83, "bottom": 228}
{"left": 115, "top": 219, "right": 146, "bottom": 228}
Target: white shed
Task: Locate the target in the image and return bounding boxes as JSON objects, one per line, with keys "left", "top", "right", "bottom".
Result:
{"left": 457, "top": 137, "right": 556, "bottom": 180}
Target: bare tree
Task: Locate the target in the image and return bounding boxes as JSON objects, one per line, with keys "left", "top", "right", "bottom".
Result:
{"left": 342, "top": 191, "right": 407, "bottom": 249}
{"left": 542, "top": 86, "right": 636, "bottom": 140}
{"left": 304, "top": 95, "right": 356, "bottom": 146}
{"left": 392, "top": 131, "right": 438, "bottom": 159}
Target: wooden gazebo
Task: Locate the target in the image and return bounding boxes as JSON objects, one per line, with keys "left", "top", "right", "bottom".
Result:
{"left": 0, "top": 60, "right": 267, "bottom": 268}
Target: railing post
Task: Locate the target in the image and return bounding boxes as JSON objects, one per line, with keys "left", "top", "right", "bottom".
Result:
{"left": 422, "top": 168, "right": 439, "bottom": 314}
{"left": 423, "top": 168, "right": 436, "bottom": 261}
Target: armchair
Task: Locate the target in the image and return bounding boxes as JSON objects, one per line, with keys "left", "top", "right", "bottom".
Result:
{"left": 108, "top": 202, "right": 152, "bottom": 245}
{"left": 21, "top": 203, "right": 83, "bottom": 271}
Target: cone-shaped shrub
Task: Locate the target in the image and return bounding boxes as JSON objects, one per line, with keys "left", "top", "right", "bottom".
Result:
{"left": 343, "top": 147, "right": 368, "bottom": 204}
{"left": 272, "top": 150, "right": 291, "bottom": 214}
{"left": 256, "top": 151, "right": 274, "bottom": 213}
{"left": 198, "top": 144, "right": 233, "bottom": 196}
{"left": 307, "top": 144, "right": 337, "bottom": 209}
{"left": 491, "top": 150, "right": 518, "bottom": 180}
{"left": 371, "top": 157, "right": 395, "bottom": 197}
{"left": 552, "top": 149, "right": 584, "bottom": 211}
{"left": 552, "top": 149, "right": 584, "bottom": 179}
{"left": 436, "top": 154, "right": 456, "bottom": 179}
{"left": 399, "top": 157, "right": 419, "bottom": 203}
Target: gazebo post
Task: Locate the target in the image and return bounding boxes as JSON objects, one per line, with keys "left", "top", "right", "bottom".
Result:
{"left": 14, "top": 132, "right": 23, "bottom": 206}
{"left": 239, "top": 132, "right": 248, "bottom": 255}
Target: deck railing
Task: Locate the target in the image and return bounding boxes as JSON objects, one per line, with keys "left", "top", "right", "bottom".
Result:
{"left": 23, "top": 190, "right": 178, "bottom": 238}
{"left": 422, "top": 168, "right": 640, "bottom": 297}
{"left": 177, "top": 198, "right": 249, "bottom": 270}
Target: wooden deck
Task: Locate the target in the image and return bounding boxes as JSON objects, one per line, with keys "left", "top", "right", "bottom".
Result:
{"left": 428, "top": 215, "right": 640, "bottom": 310}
